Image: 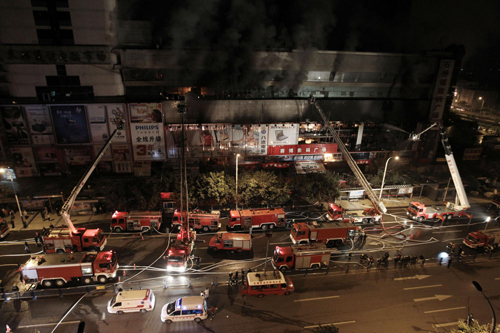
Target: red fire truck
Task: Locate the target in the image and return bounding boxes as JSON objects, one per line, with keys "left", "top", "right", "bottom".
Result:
{"left": 20, "top": 250, "right": 118, "bottom": 288}
{"left": 111, "top": 211, "right": 162, "bottom": 232}
{"left": 272, "top": 243, "right": 338, "bottom": 272}
{"left": 228, "top": 208, "right": 287, "bottom": 230}
{"left": 161, "top": 192, "right": 176, "bottom": 214}
{"left": 165, "top": 228, "right": 196, "bottom": 272}
{"left": 327, "top": 203, "right": 381, "bottom": 224}
{"left": 208, "top": 233, "right": 252, "bottom": 252}
{"left": 290, "top": 221, "right": 358, "bottom": 247}
{"left": 43, "top": 227, "right": 107, "bottom": 254}
{"left": 241, "top": 270, "right": 294, "bottom": 297}
{"left": 172, "top": 211, "right": 220, "bottom": 233}
{"left": 0, "top": 218, "right": 10, "bottom": 239}
{"left": 406, "top": 201, "right": 469, "bottom": 222}
{"left": 464, "top": 229, "right": 500, "bottom": 249}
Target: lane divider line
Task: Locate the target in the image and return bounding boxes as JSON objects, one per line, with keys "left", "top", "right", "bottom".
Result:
{"left": 425, "top": 306, "right": 466, "bottom": 314}
{"left": 304, "top": 320, "right": 356, "bottom": 328}
{"left": 404, "top": 284, "right": 442, "bottom": 291}
{"left": 294, "top": 295, "right": 340, "bottom": 302}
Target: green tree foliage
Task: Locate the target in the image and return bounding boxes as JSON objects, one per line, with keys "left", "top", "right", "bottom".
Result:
{"left": 291, "top": 171, "right": 341, "bottom": 203}
{"left": 0, "top": 185, "right": 13, "bottom": 199}
{"left": 105, "top": 178, "right": 163, "bottom": 211}
{"left": 312, "top": 324, "right": 340, "bottom": 333}
{"left": 450, "top": 320, "right": 499, "bottom": 333}
{"left": 367, "top": 169, "right": 403, "bottom": 187}
{"left": 238, "top": 170, "right": 290, "bottom": 207}
{"left": 193, "top": 171, "right": 234, "bottom": 206}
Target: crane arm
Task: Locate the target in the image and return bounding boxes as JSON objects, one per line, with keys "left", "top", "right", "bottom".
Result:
{"left": 308, "top": 95, "right": 387, "bottom": 214}
{"left": 61, "top": 120, "right": 123, "bottom": 234}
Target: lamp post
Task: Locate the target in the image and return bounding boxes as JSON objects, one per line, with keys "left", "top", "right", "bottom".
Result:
{"left": 235, "top": 154, "right": 240, "bottom": 210}
{"left": 472, "top": 281, "right": 496, "bottom": 333}
{"left": 479, "top": 97, "right": 485, "bottom": 110}
{"left": 379, "top": 156, "right": 399, "bottom": 201}
{"left": 0, "top": 168, "right": 25, "bottom": 228}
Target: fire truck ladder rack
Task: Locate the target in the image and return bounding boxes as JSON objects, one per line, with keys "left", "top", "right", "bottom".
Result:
{"left": 60, "top": 121, "right": 123, "bottom": 234}
{"left": 308, "top": 95, "right": 387, "bottom": 214}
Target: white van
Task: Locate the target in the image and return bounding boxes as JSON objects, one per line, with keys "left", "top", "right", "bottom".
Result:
{"left": 108, "top": 289, "right": 156, "bottom": 315}
{"left": 161, "top": 296, "right": 208, "bottom": 323}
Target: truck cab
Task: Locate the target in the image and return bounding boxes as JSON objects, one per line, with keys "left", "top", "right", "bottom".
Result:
{"left": 43, "top": 227, "right": 106, "bottom": 253}
{"left": 290, "top": 223, "right": 309, "bottom": 245}
{"left": 166, "top": 247, "right": 189, "bottom": 272}
{"left": 273, "top": 246, "right": 294, "bottom": 271}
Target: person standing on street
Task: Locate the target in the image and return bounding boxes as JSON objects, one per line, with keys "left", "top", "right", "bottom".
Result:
{"left": 24, "top": 241, "right": 30, "bottom": 253}
{"left": 93, "top": 206, "right": 97, "bottom": 215}
{"left": 419, "top": 254, "right": 425, "bottom": 266}
{"left": 46, "top": 212, "right": 51, "bottom": 221}
{"left": 34, "top": 232, "right": 40, "bottom": 246}
{"left": 41, "top": 210, "right": 46, "bottom": 221}
{"left": 447, "top": 257, "right": 452, "bottom": 268}
{"left": 10, "top": 210, "right": 15, "bottom": 229}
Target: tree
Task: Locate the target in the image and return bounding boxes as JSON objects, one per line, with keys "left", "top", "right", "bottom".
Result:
{"left": 291, "top": 171, "right": 341, "bottom": 204}
{"left": 193, "top": 171, "right": 234, "bottom": 207}
{"left": 238, "top": 170, "right": 290, "bottom": 207}
{"left": 367, "top": 169, "right": 403, "bottom": 187}
{"left": 450, "top": 320, "right": 499, "bottom": 333}
{"left": 0, "top": 185, "right": 13, "bottom": 199}
{"left": 312, "top": 324, "right": 340, "bottom": 333}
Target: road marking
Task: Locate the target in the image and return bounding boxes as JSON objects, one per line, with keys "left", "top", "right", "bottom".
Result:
{"left": 495, "top": 278, "right": 500, "bottom": 280}
{"left": 424, "top": 306, "right": 466, "bottom": 314}
{"left": 294, "top": 295, "right": 340, "bottom": 302}
{"left": 304, "top": 320, "right": 356, "bottom": 329}
{"left": 404, "top": 284, "right": 442, "bottom": 291}
{"left": 414, "top": 295, "right": 452, "bottom": 302}
{"left": 18, "top": 321, "right": 81, "bottom": 328}
{"left": 394, "top": 275, "right": 431, "bottom": 281}
{"left": 434, "top": 321, "right": 460, "bottom": 328}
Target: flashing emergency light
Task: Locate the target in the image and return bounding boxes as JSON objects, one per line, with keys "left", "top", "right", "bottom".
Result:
{"left": 485, "top": 217, "right": 491, "bottom": 222}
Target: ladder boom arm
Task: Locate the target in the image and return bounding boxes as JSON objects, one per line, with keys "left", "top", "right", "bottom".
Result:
{"left": 308, "top": 95, "right": 386, "bottom": 214}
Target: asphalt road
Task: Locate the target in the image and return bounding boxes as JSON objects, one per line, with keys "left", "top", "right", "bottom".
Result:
{"left": 1, "top": 206, "right": 500, "bottom": 332}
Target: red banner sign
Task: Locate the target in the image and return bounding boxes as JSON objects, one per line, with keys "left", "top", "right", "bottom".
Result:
{"left": 262, "top": 162, "right": 292, "bottom": 169}
{"left": 267, "top": 143, "right": 337, "bottom": 156}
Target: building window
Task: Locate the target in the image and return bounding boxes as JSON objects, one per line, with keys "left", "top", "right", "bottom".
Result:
{"left": 37, "top": 29, "right": 74, "bottom": 45}
{"left": 33, "top": 10, "right": 50, "bottom": 26}
{"left": 56, "top": 65, "right": 67, "bottom": 76}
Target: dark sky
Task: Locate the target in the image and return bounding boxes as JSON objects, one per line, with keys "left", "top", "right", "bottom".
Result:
{"left": 119, "top": 0, "right": 500, "bottom": 86}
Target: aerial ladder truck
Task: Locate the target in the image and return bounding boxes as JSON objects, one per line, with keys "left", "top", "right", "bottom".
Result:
{"left": 43, "top": 118, "right": 124, "bottom": 253}
{"left": 308, "top": 95, "right": 387, "bottom": 216}
{"left": 406, "top": 123, "right": 471, "bottom": 222}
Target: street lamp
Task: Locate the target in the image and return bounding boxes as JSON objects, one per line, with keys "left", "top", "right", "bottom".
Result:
{"left": 479, "top": 97, "right": 485, "bottom": 110}
{"left": 0, "top": 168, "right": 25, "bottom": 228}
{"left": 472, "top": 281, "right": 496, "bottom": 333}
{"left": 235, "top": 154, "right": 240, "bottom": 210}
{"left": 379, "top": 156, "right": 399, "bottom": 201}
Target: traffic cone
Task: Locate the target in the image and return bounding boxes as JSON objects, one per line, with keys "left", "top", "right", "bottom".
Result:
{"left": 141, "top": 234, "right": 144, "bottom": 241}
{"left": 6, "top": 324, "right": 12, "bottom": 332}
{"left": 123, "top": 270, "right": 126, "bottom": 276}
{"left": 118, "top": 276, "right": 121, "bottom": 282}
{"left": 134, "top": 263, "right": 136, "bottom": 269}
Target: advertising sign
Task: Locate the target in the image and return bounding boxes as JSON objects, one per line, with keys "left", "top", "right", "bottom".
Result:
{"left": 267, "top": 124, "right": 298, "bottom": 146}
{"left": 87, "top": 104, "right": 106, "bottom": 123}
{"left": 64, "top": 147, "right": 92, "bottom": 166}
{"left": 294, "top": 161, "right": 326, "bottom": 174}
{"left": 25, "top": 105, "right": 55, "bottom": 145}
{"left": 429, "top": 59, "right": 454, "bottom": 121}
{"left": 131, "top": 123, "right": 165, "bottom": 160}
{"left": 267, "top": 143, "right": 337, "bottom": 156}
{"left": 0, "top": 106, "right": 30, "bottom": 145}
{"left": 112, "top": 144, "right": 133, "bottom": 173}
{"left": 10, "top": 147, "right": 38, "bottom": 177}
{"left": 34, "top": 146, "right": 62, "bottom": 162}
{"left": 38, "top": 163, "right": 63, "bottom": 176}
{"left": 129, "top": 103, "right": 162, "bottom": 123}
{"left": 90, "top": 123, "right": 109, "bottom": 144}
{"left": 106, "top": 104, "right": 128, "bottom": 143}
{"left": 50, "top": 105, "right": 90, "bottom": 144}
{"left": 232, "top": 124, "right": 268, "bottom": 155}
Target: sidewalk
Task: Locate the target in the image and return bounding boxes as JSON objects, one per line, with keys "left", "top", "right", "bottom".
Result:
{"left": 8, "top": 211, "right": 112, "bottom": 232}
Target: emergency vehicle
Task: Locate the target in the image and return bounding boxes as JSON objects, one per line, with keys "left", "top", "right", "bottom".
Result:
{"left": 464, "top": 229, "right": 500, "bottom": 249}
{"left": 20, "top": 250, "right": 118, "bottom": 288}
{"left": 0, "top": 218, "right": 10, "bottom": 239}
{"left": 407, "top": 201, "right": 469, "bottom": 222}
{"left": 43, "top": 227, "right": 107, "bottom": 253}
{"left": 161, "top": 296, "right": 208, "bottom": 323}
{"left": 228, "top": 208, "right": 287, "bottom": 230}
{"left": 272, "top": 243, "right": 338, "bottom": 272}
{"left": 161, "top": 192, "right": 176, "bottom": 214}
{"left": 165, "top": 228, "right": 196, "bottom": 272}
{"left": 108, "top": 289, "right": 156, "bottom": 315}
{"left": 327, "top": 203, "right": 381, "bottom": 224}
{"left": 290, "top": 221, "right": 358, "bottom": 247}
{"left": 111, "top": 211, "right": 162, "bottom": 232}
{"left": 208, "top": 233, "right": 251, "bottom": 252}
{"left": 241, "top": 270, "right": 294, "bottom": 297}
{"left": 172, "top": 210, "right": 220, "bottom": 232}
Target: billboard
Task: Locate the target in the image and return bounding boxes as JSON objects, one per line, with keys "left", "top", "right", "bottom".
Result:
{"left": 232, "top": 124, "right": 268, "bottom": 155}
{"left": 267, "top": 143, "right": 337, "bottom": 156}
{"left": 112, "top": 144, "right": 133, "bottom": 173}
{"left": 267, "top": 124, "right": 298, "bottom": 146}
{"left": 50, "top": 105, "right": 90, "bottom": 144}
{"left": 106, "top": 104, "right": 128, "bottom": 143}
{"left": 87, "top": 104, "right": 109, "bottom": 144}
{"left": 25, "top": 105, "right": 55, "bottom": 145}
{"left": 87, "top": 104, "right": 106, "bottom": 123}
{"left": 10, "top": 147, "right": 38, "bottom": 177}
{"left": 129, "top": 103, "right": 162, "bottom": 123}
{"left": 64, "top": 147, "right": 92, "bottom": 166}
{"left": 130, "top": 103, "right": 164, "bottom": 160}
{"left": 34, "top": 146, "right": 63, "bottom": 163}
{"left": 0, "top": 106, "right": 30, "bottom": 145}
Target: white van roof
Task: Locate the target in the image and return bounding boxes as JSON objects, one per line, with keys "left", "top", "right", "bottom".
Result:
{"left": 246, "top": 271, "right": 286, "bottom": 286}
{"left": 175, "top": 296, "right": 205, "bottom": 310}
{"left": 116, "top": 289, "right": 151, "bottom": 302}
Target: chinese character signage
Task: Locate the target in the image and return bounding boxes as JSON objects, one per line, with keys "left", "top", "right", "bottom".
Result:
{"left": 11, "top": 147, "right": 38, "bottom": 177}
{"left": 0, "top": 106, "right": 30, "bottom": 145}
{"left": 130, "top": 123, "right": 165, "bottom": 160}
{"left": 267, "top": 143, "right": 337, "bottom": 156}
{"left": 50, "top": 105, "right": 90, "bottom": 144}
{"left": 106, "top": 104, "right": 128, "bottom": 143}
{"left": 267, "top": 124, "right": 298, "bottom": 146}
{"left": 429, "top": 59, "right": 454, "bottom": 121}
{"left": 25, "top": 105, "right": 55, "bottom": 145}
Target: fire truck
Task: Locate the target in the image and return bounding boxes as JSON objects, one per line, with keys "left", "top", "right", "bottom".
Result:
{"left": 290, "top": 221, "right": 358, "bottom": 247}
{"left": 241, "top": 270, "right": 294, "bottom": 297}
{"left": 464, "top": 229, "right": 500, "bottom": 249}
{"left": 327, "top": 203, "right": 381, "bottom": 224}
{"left": 272, "top": 243, "right": 338, "bottom": 272}
{"left": 20, "top": 250, "right": 118, "bottom": 288}
{"left": 161, "top": 192, "right": 176, "bottom": 214}
{"left": 407, "top": 123, "right": 471, "bottom": 222}
{"left": 0, "top": 218, "right": 10, "bottom": 239}
{"left": 172, "top": 210, "right": 220, "bottom": 233}
{"left": 165, "top": 227, "right": 196, "bottom": 272}
{"left": 43, "top": 118, "right": 123, "bottom": 253}
{"left": 111, "top": 211, "right": 162, "bottom": 232}
{"left": 228, "top": 208, "right": 287, "bottom": 230}
{"left": 208, "top": 233, "right": 252, "bottom": 252}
